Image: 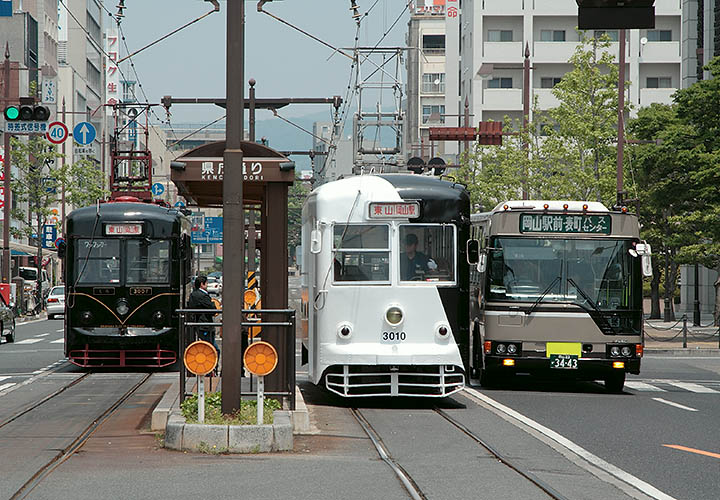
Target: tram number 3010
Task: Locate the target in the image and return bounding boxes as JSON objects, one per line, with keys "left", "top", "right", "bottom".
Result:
{"left": 382, "top": 331, "right": 407, "bottom": 342}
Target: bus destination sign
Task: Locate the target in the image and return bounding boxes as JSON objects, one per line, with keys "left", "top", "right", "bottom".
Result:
{"left": 520, "top": 214, "right": 611, "bottom": 234}
{"left": 368, "top": 202, "right": 420, "bottom": 219}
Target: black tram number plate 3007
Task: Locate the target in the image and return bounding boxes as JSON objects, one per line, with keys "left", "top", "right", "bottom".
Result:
{"left": 550, "top": 354, "right": 578, "bottom": 369}
{"left": 129, "top": 287, "right": 152, "bottom": 296}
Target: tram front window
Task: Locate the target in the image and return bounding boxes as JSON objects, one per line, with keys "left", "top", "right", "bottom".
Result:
{"left": 75, "top": 239, "right": 121, "bottom": 284}
{"left": 399, "top": 225, "right": 455, "bottom": 282}
{"left": 127, "top": 240, "right": 171, "bottom": 284}
{"left": 487, "top": 238, "right": 641, "bottom": 312}
{"left": 333, "top": 224, "right": 390, "bottom": 282}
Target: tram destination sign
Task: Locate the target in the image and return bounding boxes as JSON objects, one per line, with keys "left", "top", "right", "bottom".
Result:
{"left": 519, "top": 214, "right": 611, "bottom": 235}
{"left": 368, "top": 201, "right": 420, "bottom": 219}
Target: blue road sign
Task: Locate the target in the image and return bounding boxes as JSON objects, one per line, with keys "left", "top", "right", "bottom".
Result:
{"left": 73, "top": 121, "right": 96, "bottom": 145}
{"left": 42, "top": 225, "right": 57, "bottom": 249}
{"left": 151, "top": 183, "right": 165, "bottom": 196}
{"left": 191, "top": 216, "right": 223, "bottom": 244}
{"left": 174, "top": 201, "right": 185, "bottom": 207}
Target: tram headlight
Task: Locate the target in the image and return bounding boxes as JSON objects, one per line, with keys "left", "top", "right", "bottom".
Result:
{"left": 116, "top": 298, "right": 129, "bottom": 316}
{"left": 337, "top": 322, "right": 353, "bottom": 339}
{"left": 385, "top": 306, "right": 403, "bottom": 326}
{"left": 621, "top": 346, "right": 632, "bottom": 357}
{"left": 80, "top": 311, "right": 93, "bottom": 325}
{"left": 152, "top": 311, "right": 165, "bottom": 327}
{"left": 610, "top": 346, "right": 621, "bottom": 357}
{"left": 435, "top": 323, "right": 451, "bottom": 340}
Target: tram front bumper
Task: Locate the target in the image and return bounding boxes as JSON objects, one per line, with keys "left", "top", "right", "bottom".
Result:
{"left": 484, "top": 355, "right": 641, "bottom": 376}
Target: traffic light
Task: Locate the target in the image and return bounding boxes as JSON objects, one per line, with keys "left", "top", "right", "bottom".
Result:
{"left": 3, "top": 104, "right": 51, "bottom": 121}
{"left": 576, "top": 1, "right": 655, "bottom": 29}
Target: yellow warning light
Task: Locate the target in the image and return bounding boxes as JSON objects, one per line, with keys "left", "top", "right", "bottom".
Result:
{"left": 502, "top": 359, "right": 515, "bottom": 367}
{"left": 184, "top": 340, "right": 218, "bottom": 376}
{"left": 244, "top": 341, "right": 278, "bottom": 376}
{"left": 612, "top": 361, "right": 625, "bottom": 369}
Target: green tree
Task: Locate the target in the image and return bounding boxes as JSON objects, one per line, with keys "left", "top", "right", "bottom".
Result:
{"left": 58, "top": 157, "right": 108, "bottom": 208}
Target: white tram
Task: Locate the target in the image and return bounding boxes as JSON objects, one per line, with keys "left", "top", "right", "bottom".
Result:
{"left": 300, "top": 174, "right": 471, "bottom": 397}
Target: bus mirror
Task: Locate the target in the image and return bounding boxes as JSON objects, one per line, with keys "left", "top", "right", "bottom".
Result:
{"left": 466, "top": 239, "right": 480, "bottom": 264}
{"left": 56, "top": 240, "right": 66, "bottom": 259}
{"left": 641, "top": 255, "right": 652, "bottom": 277}
{"left": 310, "top": 229, "right": 322, "bottom": 254}
{"left": 477, "top": 252, "right": 487, "bottom": 273}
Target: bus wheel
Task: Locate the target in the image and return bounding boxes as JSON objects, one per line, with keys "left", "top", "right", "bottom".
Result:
{"left": 604, "top": 372, "right": 625, "bottom": 393}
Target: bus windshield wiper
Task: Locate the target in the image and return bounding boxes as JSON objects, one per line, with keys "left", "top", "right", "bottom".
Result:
{"left": 524, "top": 276, "right": 561, "bottom": 316}
{"left": 567, "top": 278, "right": 619, "bottom": 334}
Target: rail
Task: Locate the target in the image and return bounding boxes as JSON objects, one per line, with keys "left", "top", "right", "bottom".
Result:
{"left": 176, "top": 307, "right": 296, "bottom": 410}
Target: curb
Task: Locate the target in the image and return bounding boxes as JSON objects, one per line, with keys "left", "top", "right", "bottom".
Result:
{"left": 645, "top": 348, "right": 720, "bottom": 357}
{"left": 164, "top": 409, "right": 293, "bottom": 453}
{"left": 16, "top": 313, "right": 47, "bottom": 324}
{"left": 151, "top": 378, "right": 180, "bottom": 431}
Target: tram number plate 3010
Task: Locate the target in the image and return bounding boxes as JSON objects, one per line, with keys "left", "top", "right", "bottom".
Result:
{"left": 550, "top": 354, "right": 578, "bottom": 369}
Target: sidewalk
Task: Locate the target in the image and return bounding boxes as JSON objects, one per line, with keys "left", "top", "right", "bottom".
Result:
{"left": 644, "top": 317, "right": 720, "bottom": 355}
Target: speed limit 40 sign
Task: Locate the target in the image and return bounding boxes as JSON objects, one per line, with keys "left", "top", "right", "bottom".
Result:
{"left": 46, "top": 121, "right": 69, "bottom": 145}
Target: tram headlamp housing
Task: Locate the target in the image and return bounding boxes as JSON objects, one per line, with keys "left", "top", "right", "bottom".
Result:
{"left": 337, "top": 322, "right": 353, "bottom": 339}
{"left": 152, "top": 311, "right": 165, "bottom": 327}
{"left": 116, "top": 298, "right": 129, "bottom": 316}
{"left": 80, "top": 311, "right": 93, "bottom": 325}
{"left": 385, "top": 306, "right": 403, "bottom": 326}
{"left": 435, "top": 323, "right": 451, "bottom": 340}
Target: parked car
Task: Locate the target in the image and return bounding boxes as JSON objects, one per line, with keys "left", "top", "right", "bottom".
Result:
{"left": 206, "top": 276, "right": 223, "bottom": 296}
{"left": 46, "top": 285, "right": 65, "bottom": 319}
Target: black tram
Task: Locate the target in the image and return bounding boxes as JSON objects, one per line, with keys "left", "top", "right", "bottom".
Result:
{"left": 63, "top": 199, "right": 192, "bottom": 367}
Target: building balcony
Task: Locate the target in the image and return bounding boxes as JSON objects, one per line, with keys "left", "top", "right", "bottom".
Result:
{"left": 533, "top": 42, "right": 580, "bottom": 62}
{"left": 534, "top": 89, "right": 560, "bottom": 110}
{"left": 483, "top": 42, "right": 524, "bottom": 62}
{"left": 639, "top": 88, "right": 677, "bottom": 108}
{"left": 482, "top": 0, "right": 524, "bottom": 14}
{"left": 531, "top": 0, "right": 577, "bottom": 14}
{"left": 655, "top": 0, "right": 681, "bottom": 14}
{"left": 482, "top": 88, "right": 522, "bottom": 111}
{"left": 640, "top": 41, "right": 681, "bottom": 62}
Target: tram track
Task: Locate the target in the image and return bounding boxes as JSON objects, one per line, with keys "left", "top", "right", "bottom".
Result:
{"left": 8, "top": 372, "right": 152, "bottom": 500}
{"left": 350, "top": 405, "right": 569, "bottom": 500}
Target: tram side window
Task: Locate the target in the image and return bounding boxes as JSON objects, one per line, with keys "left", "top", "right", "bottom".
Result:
{"left": 399, "top": 225, "right": 455, "bottom": 282}
{"left": 333, "top": 224, "right": 389, "bottom": 282}
{"left": 75, "top": 239, "right": 121, "bottom": 284}
{"left": 127, "top": 240, "right": 171, "bottom": 284}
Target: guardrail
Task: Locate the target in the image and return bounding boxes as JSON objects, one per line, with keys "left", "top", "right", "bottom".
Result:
{"left": 177, "top": 307, "right": 296, "bottom": 410}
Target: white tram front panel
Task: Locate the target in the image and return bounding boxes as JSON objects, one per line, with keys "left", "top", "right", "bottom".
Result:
{"left": 301, "top": 175, "right": 467, "bottom": 397}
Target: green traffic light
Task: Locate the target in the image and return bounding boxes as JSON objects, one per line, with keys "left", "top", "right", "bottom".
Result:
{"left": 4, "top": 106, "right": 20, "bottom": 120}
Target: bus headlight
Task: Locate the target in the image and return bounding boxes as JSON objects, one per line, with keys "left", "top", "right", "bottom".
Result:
{"left": 385, "top": 306, "right": 403, "bottom": 326}
{"left": 116, "top": 299, "right": 129, "bottom": 316}
{"left": 610, "top": 346, "right": 621, "bottom": 357}
{"left": 620, "top": 346, "right": 632, "bottom": 357}
{"left": 496, "top": 343, "right": 506, "bottom": 354}
{"left": 337, "top": 322, "right": 353, "bottom": 339}
{"left": 507, "top": 343, "right": 517, "bottom": 354}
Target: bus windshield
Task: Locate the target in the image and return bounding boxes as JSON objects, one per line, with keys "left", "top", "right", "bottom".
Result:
{"left": 486, "top": 237, "right": 642, "bottom": 312}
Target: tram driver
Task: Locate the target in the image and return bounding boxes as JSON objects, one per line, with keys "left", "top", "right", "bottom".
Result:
{"left": 401, "top": 233, "right": 438, "bottom": 281}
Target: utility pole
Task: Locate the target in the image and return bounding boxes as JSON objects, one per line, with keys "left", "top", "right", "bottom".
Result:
{"left": 2, "top": 44, "right": 12, "bottom": 283}
{"left": 616, "top": 29, "right": 626, "bottom": 206}
{"left": 222, "top": 0, "right": 245, "bottom": 415}
{"left": 522, "top": 42, "right": 530, "bottom": 201}
{"left": 61, "top": 97, "right": 66, "bottom": 235}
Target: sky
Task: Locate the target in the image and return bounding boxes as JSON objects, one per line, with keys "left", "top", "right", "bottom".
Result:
{"left": 112, "top": 0, "right": 410, "bottom": 126}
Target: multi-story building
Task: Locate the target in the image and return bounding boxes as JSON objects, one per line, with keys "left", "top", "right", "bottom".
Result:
{"left": 311, "top": 121, "right": 353, "bottom": 185}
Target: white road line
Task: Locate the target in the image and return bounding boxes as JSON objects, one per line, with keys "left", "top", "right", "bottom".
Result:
{"left": 56, "top": 329, "right": 63, "bottom": 332}
{"left": 652, "top": 398, "right": 699, "bottom": 412}
{"left": 50, "top": 339, "right": 64, "bottom": 344}
{"left": 15, "top": 338, "right": 44, "bottom": 344}
{"left": 0, "top": 383, "right": 16, "bottom": 392}
{"left": 625, "top": 381, "right": 666, "bottom": 392}
{"left": 32, "top": 370, "right": 44, "bottom": 374}
{"left": 0, "top": 376, "right": 9, "bottom": 382}
{"left": 463, "top": 387, "right": 676, "bottom": 500}
{"left": 35, "top": 333, "right": 49, "bottom": 337}
{"left": 666, "top": 382, "right": 719, "bottom": 394}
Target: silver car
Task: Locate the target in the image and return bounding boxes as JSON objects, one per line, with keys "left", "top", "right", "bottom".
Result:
{"left": 46, "top": 285, "right": 65, "bottom": 319}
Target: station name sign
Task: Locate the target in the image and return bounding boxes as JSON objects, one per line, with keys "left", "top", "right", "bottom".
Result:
{"left": 201, "top": 161, "right": 264, "bottom": 181}
{"left": 520, "top": 214, "right": 611, "bottom": 234}
{"left": 368, "top": 202, "right": 421, "bottom": 219}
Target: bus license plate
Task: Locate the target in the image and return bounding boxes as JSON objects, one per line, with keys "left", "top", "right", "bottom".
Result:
{"left": 550, "top": 354, "right": 578, "bottom": 369}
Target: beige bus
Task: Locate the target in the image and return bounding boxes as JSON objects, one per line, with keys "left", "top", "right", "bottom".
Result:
{"left": 470, "top": 200, "right": 652, "bottom": 392}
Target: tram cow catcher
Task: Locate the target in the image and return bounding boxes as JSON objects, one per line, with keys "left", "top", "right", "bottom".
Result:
{"left": 469, "top": 201, "right": 652, "bottom": 392}
{"left": 301, "top": 174, "right": 471, "bottom": 397}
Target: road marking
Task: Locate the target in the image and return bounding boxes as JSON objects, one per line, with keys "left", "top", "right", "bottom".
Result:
{"left": 0, "top": 382, "right": 16, "bottom": 392}
{"left": 15, "top": 338, "right": 44, "bottom": 344}
{"left": 35, "top": 333, "right": 49, "bottom": 337}
{"left": 662, "top": 444, "right": 720, "bottom": 460}
{"left": 463, "top": 387, "right": 677, "bottom": 500}
{"left": 666, "top": 382, "right": 719, "bottom": 394}
{"left": 625, "top": 381, "right": 666, "bottom": 392}
{"left": 652, "top": 398, "right": 699, "bottom": 412}
{"left": 50, "top": 339, "right": 64, "bottom": 344}
{"left": 0, "top": 376, "right": 9, "bottom": 382}
{"left": 16, "top": 317, "right": 49, "bottom": 326}
{"left": 56, "top": 329, "right": 63, "bottom": 332}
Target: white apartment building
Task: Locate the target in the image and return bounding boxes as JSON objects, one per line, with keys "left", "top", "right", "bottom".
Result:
{"left": 458, "top": 0, "right": 683, "bottom": 140}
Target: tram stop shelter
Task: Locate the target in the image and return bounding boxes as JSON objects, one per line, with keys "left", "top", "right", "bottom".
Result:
{"left": 171, "top": 140, "right": 294, "bottom": 394}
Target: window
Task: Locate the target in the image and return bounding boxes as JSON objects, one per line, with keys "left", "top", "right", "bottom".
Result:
{"left": 127, "top": 240, "right": 171, "bottom": 284}
{"left": 422, "top": 105, "right": 445, "bottom": 124}
{"left": 488, "top": 30, "right": 513, "bottom": 42}
{"left": 422, "top": 73, "right": 445, "bottom": 93}
{"left": 646, "top": 77, "right": 672, "bottom": 88}
{"left": 333, "top": 225, "right": 390, "bottom": 282}
{"left": 488, "top": 77, "right": 512, "bottom": 89}
{"left": 422, "top": 34, "right": 445, "bottom": 54}
{"left": 399, "top": 225, "right": 456, "bottom": 283}
{"left": 594, "top": 30, "right": 619, "bottom": 41}
{"left": 646, "top": 30, "right": 672, "bottom": 41}
{"left": 540, "top": 30, "right": 566, "bottom": 42}
{"left": 75, "top": 239, "right": 121, "bottom": 284}
{"left": 540, "top": 77, "right": 562, "bottom": 88}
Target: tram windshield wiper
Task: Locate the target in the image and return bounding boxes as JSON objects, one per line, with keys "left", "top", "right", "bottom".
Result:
{"left": 524, "top": 276, "right": 561, "bottom": 316}
{"left": 567, "top": 278, "right": 619, "bottom": 334}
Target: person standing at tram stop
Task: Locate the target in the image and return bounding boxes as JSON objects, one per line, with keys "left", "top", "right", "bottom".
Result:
{"left": 401, "top": 233, "right": 438, "bottom": 280}
{"left": 188, "top": 276, "right": 220, "bottom": 356}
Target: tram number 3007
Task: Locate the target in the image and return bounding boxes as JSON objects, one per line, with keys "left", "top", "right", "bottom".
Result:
{"left": 382, "top": 331, "right": 407, "bottom": 342}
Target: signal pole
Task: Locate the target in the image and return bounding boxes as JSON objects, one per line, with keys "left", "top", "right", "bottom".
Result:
{"left": 2, "top": 44, "right": 12, "bottom": 283}
{"left": 221, "top": 0, "right": 245, "bottom": 414}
